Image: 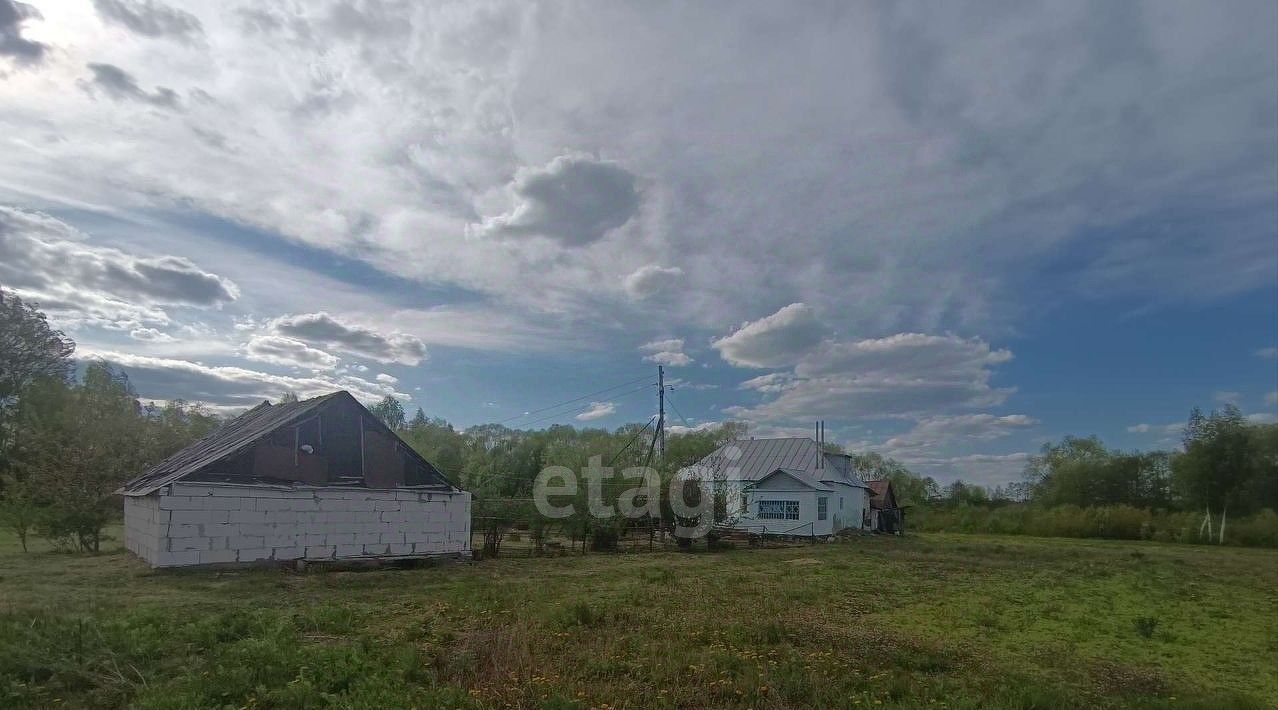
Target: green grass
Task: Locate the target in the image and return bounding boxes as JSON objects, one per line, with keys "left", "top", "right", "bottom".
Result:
{"left": 1, "top": 529, "right": 1275, "bottom": 709}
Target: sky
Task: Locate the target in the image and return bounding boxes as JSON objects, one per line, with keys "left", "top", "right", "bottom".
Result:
{"left": 1, "top": 0, "right": 1275, "bottom": 487}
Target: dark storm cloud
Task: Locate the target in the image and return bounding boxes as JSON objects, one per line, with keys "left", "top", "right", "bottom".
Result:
{"left": 93, "top": 0, "right": 204, "bottom": 44}
{"left": 85, "top": 63, "right": 181, "bottom": 109}
{"left": 0, "top": 0, "right": 45, "bottom": 64}
{"left": 270, "top": 312, "right": 427, "bottom": 366}
{"left": 0, "top": 206, "right": 238, "bottom": 309}
{"left": 478, "top": 154, "right": 641, "bottom": 247}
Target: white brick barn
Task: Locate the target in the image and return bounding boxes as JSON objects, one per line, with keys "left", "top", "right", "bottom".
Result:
{"left": 120, "top": 391, "right": 470, "bottom": 567}
{"left": 681, "top": 436, "right": 873, "bottom": 537}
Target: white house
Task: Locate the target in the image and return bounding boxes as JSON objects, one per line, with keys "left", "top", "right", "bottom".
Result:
{"left": 119, "top": 391, "right": 470, "bottom": 567}
{"left": 680, "top": 437, "right": 873, "bottom": 537}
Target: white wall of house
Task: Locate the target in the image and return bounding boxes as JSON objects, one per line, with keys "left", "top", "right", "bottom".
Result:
{"left": 735, "top": 475, "right": 830, "bottom": 536}
{"left": 826, "top": 481, "right": 869, "bottom": 533}
{"left": 124, "top": 481, "right": 470, "bottom": 568}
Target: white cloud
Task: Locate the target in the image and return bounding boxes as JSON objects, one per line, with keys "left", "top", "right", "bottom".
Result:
{"left": 639, "top": 337, "right": 693, "bottom": 367}
{"left": 624, "top": 264, "right": 682, "bottom": 300}
{"left": 1213, "top": 390, "right": 1241, "bottom": 404}
{"left": 712, "top": 303, "right": 823, "bottom": 368}
{"left": 729, "top": 329, "right": 1014, "bottom": 423}
{"left": 1265, "top": 391, "right": 1278, "bottom": 406}
{"left": 576, "top": 401, "right": 616, "bottom": 421}
{"left": 243, "top": 334, "right": 339, "bottom": 370}
{"left": 270, "top": 312, "right": 427, "bottom": 366}
{"left": 883, "top": 414, "right": 1037, "bottom": 453}
{"left": 1126, "top": 422, "right": 1182, "bottom": 436}
{"left": 1248, "top": 412, "right": 1277, "bottom": 424}
{"left": 667, "top": 421, "right": 723, "bottom": 436}
{"left": 1256, "top": 347, "right": 1278, "bottom": 359}
{"left": 129, "top": 327, "right": 174, "bottom": 342}
{"left": 79, "top": 348, "right": 403, "bottom": 406}
{"left": 375, "top": 372, "right": 397, "bottom": 385}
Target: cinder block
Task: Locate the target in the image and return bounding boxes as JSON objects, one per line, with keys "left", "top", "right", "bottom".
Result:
{"left": 305, "top": 545, "right": 335, "bottom": 559}
{"left": 380, "top": 531, "right": 405, "bottom": 544}
{"left": 228, "top": 535, "right": 265, "bottom": 549}
{"left": 412, "top": 542, "right": 442, "bottom": 555}
{"left": 238, "top": 524, "right": 274, "bottom": 537}
{"left": 404, "top": 531, "right": 428, "bottom": 544}
{"left": 159, "top": 496, "right": 201, "bottom": 510}
{"left": 302, "top": 534, "right": 326, "bottom": 546}
{"left": 363, "top": 543, "right": 389, "bottom": 556}
{"left": 229, "top": 510, "right": 266, "bottom": 524}
{"left": 326, "top": 533, "right": 355, "bottom": 545}
{"left": 255, "top": 498, "right": 292, "bottom": 512}
{"left": 238, "top": 548, "right": 272, "bottom": 562}
{"left": 207, "top": 536, "right": 229, "bottom": 550}
{"left": 290, "top": 498, "right": 319, "bottom": 511}
{"left": 204, "top": 497, "right": 242, "bottom": 510}
{"left": 335, "top": 544, "right": 363, "bottom": 557}
{"left": 167, "top": 523, "right": 201, "bottom": 538}
{"left": 388, "top": 543, "right": 412, "bottom": 555}
{"left": 395, "top": 491, "right": 421, "bottom": 502}
{"left": 371, "top": 499, "right": 400, "bottom": 511}
{"left": 154, "top": 549, "right": 200, "bottom": 567}
{"left": 154, "top": 509, "right": 171, "bottom": 523}
{"left": 273, "top": 547, "right": 304, "bottom": 560}
{"left": 199, "top": 549, "right": 238, "bottom": 564}
{"left": 203, "top": 523, "right": 235, "bottom": 537}
{"left": 169, "top": 536, "right": 210, "bottom": 552}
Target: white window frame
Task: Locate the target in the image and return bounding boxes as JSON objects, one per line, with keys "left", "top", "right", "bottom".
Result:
{"left": 758, "top": 500, "right": 800, "bottom": 521}
{"left": 817, "top": 497, "right": 828, "bottom": 521}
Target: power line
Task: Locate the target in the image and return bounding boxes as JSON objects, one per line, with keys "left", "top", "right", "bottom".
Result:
{"left": 510, "top": 384, "right": 652, "bottom": 429}
{"left": 607, "top": 416, "right": 657, "bottom": 466}
{"left": 497, "top": 375, "right": 653, "bottom": 425}
{"left": 665, "top": 393, "right": 692, "bottom": 428}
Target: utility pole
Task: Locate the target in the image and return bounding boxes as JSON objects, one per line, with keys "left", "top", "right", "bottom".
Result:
{"left": 657, "top": 365, "right": 666, "bottom": 461}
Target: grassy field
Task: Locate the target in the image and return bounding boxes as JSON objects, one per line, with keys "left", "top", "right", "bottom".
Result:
{"left": 1, "top": 530, "right": 1275, "bottom": 709}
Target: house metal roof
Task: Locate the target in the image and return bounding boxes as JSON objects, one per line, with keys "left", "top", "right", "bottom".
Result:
{"left": 119, "top": 391, "right": 456, "bottom": 496}
{"left": 683, "top": 437, "right": 872, "bottom": 489}
{"left": 759, "top": 467, "right": 835, "bottom": 492}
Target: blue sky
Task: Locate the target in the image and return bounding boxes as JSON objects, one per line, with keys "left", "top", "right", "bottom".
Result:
{"left": 1, "top": 0, "right": 1275, "bottom": 486}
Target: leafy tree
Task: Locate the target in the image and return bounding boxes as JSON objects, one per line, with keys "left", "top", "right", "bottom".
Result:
{"left": 0, "top": 289, "right": 75, "bottom": 407}
{"left": 0, "top": 289, "right": 76, "bottom": 477}
{"left": 12, "top": 364, "right": 147, "bottom": 551}
{"left": 1174, "top": 406, "right": 1274, "bottom": 541}
{"left": 370, "top": 395, "right": 406, "bottom": 430}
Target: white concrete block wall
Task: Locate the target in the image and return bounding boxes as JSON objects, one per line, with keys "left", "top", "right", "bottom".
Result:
{"left": 124, "top": 482, "right": 470, "bottom": 568}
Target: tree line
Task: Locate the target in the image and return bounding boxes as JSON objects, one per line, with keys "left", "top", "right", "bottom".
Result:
{"left": 0, "top": 291, "right": 220, "bottom": 551}
{"left": 2, "top": 287, "right": 1274, "bottom": 551}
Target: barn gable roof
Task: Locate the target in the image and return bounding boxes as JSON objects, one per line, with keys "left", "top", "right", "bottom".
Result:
{"left": 119, "top": 391, "right": 457, "bottom": 496}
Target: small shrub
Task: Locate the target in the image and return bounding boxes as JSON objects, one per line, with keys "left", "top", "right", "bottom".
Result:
{"left": 1133, "top": 616, "right": 1159, "bottom": 639}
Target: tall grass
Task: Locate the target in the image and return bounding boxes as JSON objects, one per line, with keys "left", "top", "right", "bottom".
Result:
{"left": 913, "top": 505, "right": 1278, "bottom": 547}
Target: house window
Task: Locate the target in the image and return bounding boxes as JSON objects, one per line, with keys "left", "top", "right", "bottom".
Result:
{"left": 817, "top": 497, "right": 828, "bottom": 521}
{"left": 740, "top": 492, "right": 748, "bottom": 513}
{"left": 758, "top": 500, "right": 800, "bottom": 520}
